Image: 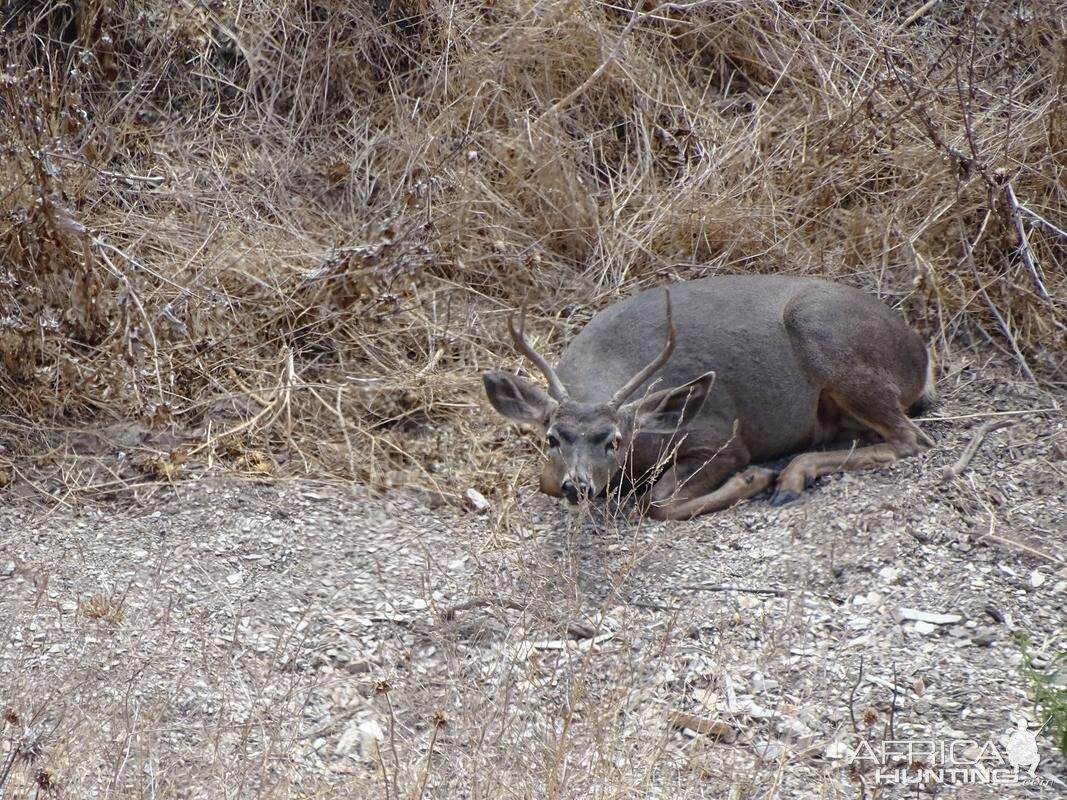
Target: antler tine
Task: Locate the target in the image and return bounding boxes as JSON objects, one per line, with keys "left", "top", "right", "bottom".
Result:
{"left": 609, "top": 289, "right": 676, "bottom": 408}
{"left": 507, "top": 306, "right": 569, "bottom": 401}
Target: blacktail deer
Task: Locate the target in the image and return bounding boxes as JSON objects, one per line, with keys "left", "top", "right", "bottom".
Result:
{"left": 483, "top": 276, "right": 936, "bottom": 520}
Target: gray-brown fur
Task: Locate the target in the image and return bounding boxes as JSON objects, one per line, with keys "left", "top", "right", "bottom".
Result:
{"left": 483, "top": 275, "right": 935, "bottom": 520}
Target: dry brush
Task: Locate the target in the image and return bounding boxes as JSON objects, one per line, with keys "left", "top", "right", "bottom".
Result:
{"left": 0, "top": 0, "right": 1064, "bottom": 504}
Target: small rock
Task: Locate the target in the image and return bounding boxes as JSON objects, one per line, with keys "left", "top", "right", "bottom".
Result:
{"left": 226, "top": 572, "right": 244, "bottom": 587}
{"left": 914, "top": 620, "right": 937, "bottom": 635}
{"left": 825, "top": 741, "right": 851, "bottom": 760}
{"left": 877, "top": 566, "right": 901, "bottom": 583}
{"left": 341, "top": 659, "right": 373, "bottom": 675}
{"left": 358, "top": 719, "right": 385, "bottom": 759}
{"left": 895, "top": 607, "right": 962, "bottom": 625}
{"left": 1029, "top": 570, "right": 1046, "bottom": 588}
{"left": 0, "top": 561, "right": 15, "bottom": 577}
{"left": 753, "top": 740, "right": 784, "bottom": 760}
{"left": 335, "top": 724, "right": 362, "bottom": 756}
{"left": 465, "top": 488, "right": 490, "bottom": 512}
{"left": 778, "top": 716, "right": 814, "bottom": 742}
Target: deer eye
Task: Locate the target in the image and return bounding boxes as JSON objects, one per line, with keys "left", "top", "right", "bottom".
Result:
{"left": 546, "top": 434, "right": 560, "bottom": 449}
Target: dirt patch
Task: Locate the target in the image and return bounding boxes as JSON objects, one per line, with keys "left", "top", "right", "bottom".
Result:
{"left": 1, "top": 355, "right": 1064, "bottom": 798}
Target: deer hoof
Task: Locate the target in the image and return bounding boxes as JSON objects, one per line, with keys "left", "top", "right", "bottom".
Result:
{"left": 768, "top": 489, "right": 799, "bottom": 506}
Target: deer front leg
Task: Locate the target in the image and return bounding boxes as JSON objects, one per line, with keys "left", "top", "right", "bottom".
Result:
{"left": 646, "top": 448, "right": 774, "bottom": 521}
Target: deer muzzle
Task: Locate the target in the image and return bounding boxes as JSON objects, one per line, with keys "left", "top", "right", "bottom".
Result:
{"left": 560, "top": 474, "right": 593, "bottom": 504}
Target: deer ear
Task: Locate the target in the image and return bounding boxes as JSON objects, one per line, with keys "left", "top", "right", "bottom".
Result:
{"left": 482, "top": 372, "right": 558, "bottom": 426}
{"left": 623, "top": 371, "right": 714, "bottom": 435}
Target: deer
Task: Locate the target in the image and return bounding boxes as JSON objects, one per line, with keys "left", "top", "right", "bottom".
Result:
{"left": 482, "top": 275, "right": 936, "bottom": 520}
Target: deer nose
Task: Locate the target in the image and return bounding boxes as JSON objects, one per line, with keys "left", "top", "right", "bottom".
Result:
{"left": 561, "top": 476, "right": 592, "bottom": 503}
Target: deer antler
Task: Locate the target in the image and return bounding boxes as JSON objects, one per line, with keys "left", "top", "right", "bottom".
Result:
{"left": 508, "top": 307, "right": 569, "bottom": 401}
{"left": 609, "top": 289, "right": 675, "bottom": 408}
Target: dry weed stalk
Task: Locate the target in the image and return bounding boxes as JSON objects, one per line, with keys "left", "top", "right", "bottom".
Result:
{"left": 0, "top": 0, "right": 1063, "bottom": 505}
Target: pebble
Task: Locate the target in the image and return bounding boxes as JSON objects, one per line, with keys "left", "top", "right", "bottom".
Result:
{"left": 877, "top": 566, "right": 900, "bottom": 583}
{"left": 753, "top": 740, "right": 784, "bottom": 760}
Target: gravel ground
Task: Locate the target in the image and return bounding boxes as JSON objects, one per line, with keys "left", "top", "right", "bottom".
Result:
{"left": 1, "top": 359, "right": 1064, "bottom": 799}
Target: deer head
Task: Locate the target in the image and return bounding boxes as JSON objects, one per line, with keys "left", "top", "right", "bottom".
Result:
{"left": 482, "top": 291, "right": 714, "bottom": 503}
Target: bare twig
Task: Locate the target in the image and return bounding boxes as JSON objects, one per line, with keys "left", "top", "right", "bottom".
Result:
{"left": 1003, "top": 182, "right": 1052, "bottom": 299}
{"left": 666, "top": 710, "right": 735, "bottom": 739}
{"left": 94, "top": 241, "right": 166, "bottom": 405}
{"left": 887, "top": 663, "right": 898, "bottom": 742}
{"left": 895, "top": 0, "right": 941, "bottom": 33}
{"left": 413, "top": 715, "right": 444, "bottom": 800}
{"left": 535, "top": 6, "right": 641, "bottom": 123}
{"left": 439, "top": 595, "right": 527, "bottom": 620}
{"left": 849, "top": 655, "right": 864, "bottom": 734}
{"left": 919, "top": 407, "right": 1059, "bottom": 422}
{"left": 0, "top": 739, "right": 20, "bottom": 792}
{"left": 1015, "top": 204, "right": 1067, "bottom": 241}
{"left": 939, "top": 419, "right": 1013, "bottom": 482}
{"left": 96, "top": 169, "right": 166, "bottom": 186}
{"left": 677, "top": 584, "right": 783, "bottom": 597}
{"left": 958, "top": 212, "right": 1037, "bottom": 383}
{"left": 976, "top": 532, "right": 1067, "bottom": 568}
{"left": 382, "top": 691, "right": 401, "bottom": 800}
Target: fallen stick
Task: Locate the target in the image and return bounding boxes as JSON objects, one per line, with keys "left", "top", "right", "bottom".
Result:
{"left": 679, "top": 584, "right": 783, "bottom": 596}
{"left": 895, "top": 0, "right": 941, "bottom": 33}
{"left": 441, "top": 596, "right": 595, "bottom": 639}
{"left": 919, "top": 407, "right": 1058, "bottom": 423}
{"left": 666, "top": 710, "right": 735, "bottom": 740}
{"left": 977, "top": 532, "right": 1066, "bottom": 568}
{"left": 440, "top": 595, "right": 526, "bottom": 620}
{"left": 940, "top": 419, "right": 1013, "bottom": 482}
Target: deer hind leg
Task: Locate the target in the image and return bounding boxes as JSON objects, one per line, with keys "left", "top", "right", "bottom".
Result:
{"left": 770, "top": 383, "right": 931, "bottom": 506}
{"left": 646, "top": 447, "right": 775, "bottom": 521}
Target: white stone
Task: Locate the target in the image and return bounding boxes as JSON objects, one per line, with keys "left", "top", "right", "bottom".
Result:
{"left": 895, "top": 607, "right": 962, "bottom": 625}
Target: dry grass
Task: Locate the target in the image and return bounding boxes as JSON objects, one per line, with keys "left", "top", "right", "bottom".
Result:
{"left": 1, "top": 0, "right": 1065, "bottom": 506}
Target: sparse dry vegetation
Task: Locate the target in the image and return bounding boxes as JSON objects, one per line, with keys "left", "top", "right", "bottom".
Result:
{"left": 1, "top": 5, "right": 1065, "bottom": 795}
{"left": 1, "top": 0, "right": 1064, "bottom": 506}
